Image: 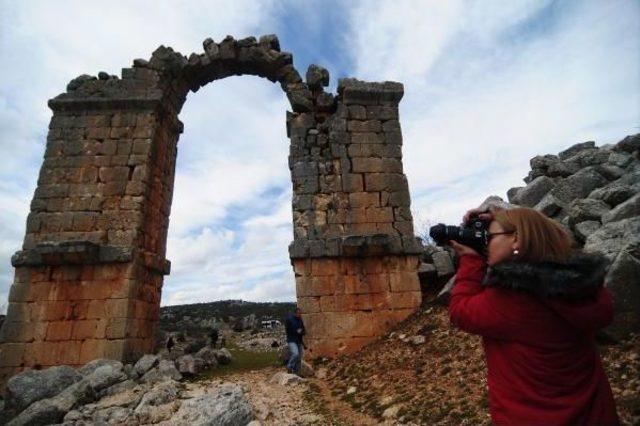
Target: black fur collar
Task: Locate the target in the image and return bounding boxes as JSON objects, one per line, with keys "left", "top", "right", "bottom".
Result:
{"left": 483, "top": 251, "right": 609, "bottom": 301}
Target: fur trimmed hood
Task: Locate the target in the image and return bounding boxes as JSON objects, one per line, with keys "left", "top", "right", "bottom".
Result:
{"left": 483, "top": 251, "right": 609, "bottom": 301}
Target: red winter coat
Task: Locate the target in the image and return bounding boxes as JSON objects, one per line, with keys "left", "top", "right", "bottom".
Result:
{"left": 449, "top": 253, "right": 619, "bottom": 426}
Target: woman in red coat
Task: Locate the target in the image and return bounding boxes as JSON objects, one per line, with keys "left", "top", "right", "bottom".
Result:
{"left": 448, "top": 207, "right": 619, "bottom": 425}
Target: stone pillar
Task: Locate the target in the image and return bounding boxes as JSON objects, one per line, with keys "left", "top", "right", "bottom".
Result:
{"left": 288, "top": 78, "right": 422, "bottom": 357}
{"left": 0, "top": 69, "right": 171, "bottom": 384}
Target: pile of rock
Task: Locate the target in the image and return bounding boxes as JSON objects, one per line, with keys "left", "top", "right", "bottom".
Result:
{"left": 1, "top": 349, "right": 239, "bottom": 425}
{"left": 507, "top": 134, "right": 639, "bottom": 338}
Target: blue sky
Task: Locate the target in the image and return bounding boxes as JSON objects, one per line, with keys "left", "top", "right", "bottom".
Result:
{"left": 0, "top": 0, "right": 638, "bottom": 310}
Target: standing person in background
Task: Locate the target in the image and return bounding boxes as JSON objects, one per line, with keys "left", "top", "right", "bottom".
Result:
{"left": 165, "top": 334, "right": 175, "bottom": 353}
{"left": 285, "top": 307, "right": 306, "bottom": 375}
{"left": 209, "top": 326, "right": 219, "bottom": 348}
{"left": 448, "top": 206, "right": 619, "bottom": 425}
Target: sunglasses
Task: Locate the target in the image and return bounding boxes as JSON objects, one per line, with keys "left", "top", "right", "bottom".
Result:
{"left": 486, "top": 231, "right": 515, "bottom": 242}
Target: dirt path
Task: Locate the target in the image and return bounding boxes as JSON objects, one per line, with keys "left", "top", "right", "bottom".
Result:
{"left": 184, "top": 366, "right": 382, "bottom": 425}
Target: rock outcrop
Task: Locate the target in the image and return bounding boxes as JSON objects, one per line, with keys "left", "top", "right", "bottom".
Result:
{"left": 1, "top": 351, "right": 247, "bottom": 425}
{"left": 506, "top": 134, "right": 640, "bottom": 338}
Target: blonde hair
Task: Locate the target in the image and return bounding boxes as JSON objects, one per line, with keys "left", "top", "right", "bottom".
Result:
{"left": 493, "top": 208, "right": 572, "bottom": 263}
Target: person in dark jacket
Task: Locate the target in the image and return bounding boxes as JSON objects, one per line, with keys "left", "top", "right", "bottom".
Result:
{"left": 165, "top": 334, "right": 174, "bottom": 353}
{"left": 284, "top": 307, "right": 306, "bottom": 375}
{"left": 448, "top": 206, "right": 619, "bottom": 425}
{"left": 209, "top": 327, "right": 219, "bottom": 348}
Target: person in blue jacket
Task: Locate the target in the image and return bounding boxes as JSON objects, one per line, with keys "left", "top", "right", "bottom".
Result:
{"left": 284, "top": 307, "right": 306, "bottom": 375}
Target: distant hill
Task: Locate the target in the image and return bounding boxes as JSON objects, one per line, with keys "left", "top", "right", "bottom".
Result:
{"left": 159, "top": 300, "right": 296, "bottom": 333}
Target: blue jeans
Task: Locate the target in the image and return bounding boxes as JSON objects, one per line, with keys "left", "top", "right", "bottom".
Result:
{"left": 287, "top": 342, "right": 303, "bottom": 375}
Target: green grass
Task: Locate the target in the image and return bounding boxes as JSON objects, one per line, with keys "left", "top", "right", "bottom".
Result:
{"left": 192, "top": 342, "right": 282, "bottom": 381}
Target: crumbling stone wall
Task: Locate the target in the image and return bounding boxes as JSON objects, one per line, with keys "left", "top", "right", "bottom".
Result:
{"left": 0, "top": 34, "right": 421, "bottom": 382}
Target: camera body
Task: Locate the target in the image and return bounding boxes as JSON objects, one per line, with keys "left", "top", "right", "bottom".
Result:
{"left": 429, "top": 216, "right": 490, "bottom": 254}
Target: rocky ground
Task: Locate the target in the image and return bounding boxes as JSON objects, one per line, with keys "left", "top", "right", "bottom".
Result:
{"left": 2, "top": 304, "right": 638, "bottom": 425}
{"left": 323, "top": 303, "right": 640, "bottom": 425}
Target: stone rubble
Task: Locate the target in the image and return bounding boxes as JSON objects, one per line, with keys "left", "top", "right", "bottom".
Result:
{"left": 1, "top": 350, "right": 244, "bottom": 425}
{"left": 506, "top": 134, "right": 639, "bottom": 338}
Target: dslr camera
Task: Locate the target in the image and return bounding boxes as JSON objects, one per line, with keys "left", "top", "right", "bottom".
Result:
{"left": 429, "top": 215, "right": 490, "bottom": 254}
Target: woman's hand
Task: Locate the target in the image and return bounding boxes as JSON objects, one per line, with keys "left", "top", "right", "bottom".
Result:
{"left": 448, "top": 240, "right": 481, "bottom": 258}
{"left": 462, "top": 206, "right": 501, "bottom": 224}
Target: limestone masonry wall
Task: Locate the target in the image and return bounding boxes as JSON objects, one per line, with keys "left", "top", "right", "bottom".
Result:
{"left": 0, "top": 34, "right": 422, "bottom": 384}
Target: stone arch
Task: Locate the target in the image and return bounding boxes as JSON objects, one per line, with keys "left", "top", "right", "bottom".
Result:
{"left": 0, "top": 34, "right": 422, "bottom": 383}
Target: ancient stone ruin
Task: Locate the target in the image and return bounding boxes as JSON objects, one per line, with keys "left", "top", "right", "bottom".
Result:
{"left": 0, "top": 34, "right": 422, "bottom": 383}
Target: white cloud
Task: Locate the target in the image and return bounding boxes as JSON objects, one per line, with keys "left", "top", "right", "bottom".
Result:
{"left": 348, "top": 0, "right": 640, "bottom": 226}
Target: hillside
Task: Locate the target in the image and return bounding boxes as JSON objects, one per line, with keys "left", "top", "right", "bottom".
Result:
{"left": 159, "top": 300, "right": 296, "bottom": 331}
{"left": 322, "top": 302, "right": 640, "bottom": 425}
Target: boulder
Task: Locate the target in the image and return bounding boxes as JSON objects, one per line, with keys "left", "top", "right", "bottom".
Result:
{"left": 85, "top": 364, "right": 128, "bottom": 393}
{"left": 567, "top": 199, "right": 610, "bottom": 226}
{"left": 574, "top": 221, "right": 601, "bottom": 243}
{"left": 534, "top": 193, "right": 564, "bottom": 217}
{"left": 546, "top": 160, "right": 582, "bottom": 178}
{"left": 506, "top": 186, "right": 523, "bottom": 204}
{"left": 617, "top": 163, "right": 640, "bottom": 186}
{"left": 176, "top": 354, "right": 204, "bottom": 376}
{"left": 614, "top": 134, "right": 640, "bottom": 153}
{"left": 91, "top": 406, "right": 134, "bottom": 424}
{"left": 588, "top": 183, "right": 635, "bottom": 207}
{"left": 530, "top": 154, "right": 560, "bottom": 171}
{"left": 95, "top": 379, "right": 140, "bottom": 402}
{"left": 601, "top": 193, "right": 640, "bottom": 224}
{"left": 596, "top": 164, "right": 626, "bottom": 181}
{"left": 5, "top": 365, "right": 82, "bottom": 414}
{"left": 78, "top": 359, "right": 124, "bottom": 376}
{"left": 431, "top": 250, "right": 455, "bottom": 277}
{"left": 123, "top": 363, "right": 138, "bottom": 379}
{"left": 550, "top": 167, "right": 609, "bottom": 204}
{"left": 215, "top": 348, "right": 233, "bottom": 365}
{"left": 513, "top": 176, "right": 556, "bottom": 206}
{"left": 607, "top": 151, "right": 634, "bottom": 168}
{"left": 564, "top": 148, "right": 610, "bottom": 168}
{"left": 141, "top": 359, "right": 182, "bottom": 384}
{"left": 134, "top": 354, "right": 160, "bottom": 376}
{"left": 134, "top": 379, "right": 182, "bottom": 423}
{"left": 584, "top": 217, "right": 640, "bottom": 260}
{"left": 604, "top": 242, "right": 640, "bottom": 339}
{"left": 558, "top": 141, "right": 596, "bottom": 160}
{"left": 163, "top": 385, "right": 253, "bottom": 426}
{"left": 195, "top": 346, "right": 219, "bottom": 368}
{"left": 8, "top": 379, "right": 95, "bottom": 426}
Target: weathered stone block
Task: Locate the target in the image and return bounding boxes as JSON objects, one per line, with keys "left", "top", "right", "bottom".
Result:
{"left": 364, "top": 173, "right": 406, "bottom": 191}
{"left": 45, "top": 320, "right": 73, "bottom": 341}
{"left": 348, "top": 120, "right": 382, "bottom": 133}
{"left": 348, "top": 105, "right": 366, "bottom": 119}
{"left": 390, "top": 291, "right": 421, "bottom": 309}
{"left": 351, "top": 132, "right": 383, "bottom": 145}
{"left": 349, "top": 192, "right": 379, "bottom": 208}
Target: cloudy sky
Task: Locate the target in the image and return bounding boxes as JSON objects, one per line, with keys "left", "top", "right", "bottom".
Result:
{"left": 0, "top": 0, "right": 638, "bottom": 310}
